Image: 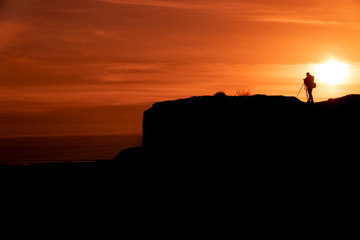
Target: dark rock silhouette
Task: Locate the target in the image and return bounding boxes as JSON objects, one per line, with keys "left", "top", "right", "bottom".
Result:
{"left": 3, "top": 94, "right": 360, "bottom": 174}
{"left": 116, "top": 94, "right": 360, "bottom": 162}
{"left": 112, "top": 94, "right": 360, "bottom": 222}
{"left": 142, "top": 94, "right": 303, "bottom": 159}
{"left": 3, "top": 94, "right": 357, "bottom": 229}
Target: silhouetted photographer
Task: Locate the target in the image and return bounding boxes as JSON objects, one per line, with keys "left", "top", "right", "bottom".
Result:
{"left": 304, "top": 72, "right": 316, "bottom": 103}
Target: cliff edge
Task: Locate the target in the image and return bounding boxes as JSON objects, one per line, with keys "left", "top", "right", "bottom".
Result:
{"left": 117, "top": 94, "right": 360, "bottom": 161}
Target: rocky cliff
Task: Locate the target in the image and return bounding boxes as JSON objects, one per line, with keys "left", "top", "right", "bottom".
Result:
{"left": 138, "top": 94, "right": 360, "bottom": 160}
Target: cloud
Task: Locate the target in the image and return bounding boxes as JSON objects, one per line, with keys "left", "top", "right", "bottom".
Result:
{"left": 97, "top": 0, "right": 358, "bottom": 25}
{"left": 252, "top": 17, "right": 342, "bottom": 26}
{"left": 0, "top": 21, "right": 30, "bottom": 50}
{"left": 98, "top": 0, "right": 208, "bottom": 10}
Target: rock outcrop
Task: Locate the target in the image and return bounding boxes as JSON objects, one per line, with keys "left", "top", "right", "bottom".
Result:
{"left": 114, "top": 94, "right": 360, "bottom": 164}
{"left": 141, "top": 94, "right": 360, "bottom": 160}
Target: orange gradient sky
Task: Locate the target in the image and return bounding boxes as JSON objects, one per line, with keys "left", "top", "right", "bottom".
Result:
{"left": 1, "top": 0, "right": 360, "bottom": 137}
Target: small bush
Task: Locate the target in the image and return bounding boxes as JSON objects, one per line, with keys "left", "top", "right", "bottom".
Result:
{"left": 214, "top": 91, "right": 227, "bottom": 97}
{"left": 236, "top": 89, "right": 251, "bottom": 96}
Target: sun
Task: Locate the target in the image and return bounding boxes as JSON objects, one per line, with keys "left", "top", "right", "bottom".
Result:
{"left": 314, "top": 59, "right": 349, "bottom": 85}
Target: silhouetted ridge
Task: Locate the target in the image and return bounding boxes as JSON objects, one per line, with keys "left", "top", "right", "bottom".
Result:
{"left": 131, "top": 94, "right": 360, "bottom": 160}
{"left": 319, "top": 94, "right": 360, "bottom": 107}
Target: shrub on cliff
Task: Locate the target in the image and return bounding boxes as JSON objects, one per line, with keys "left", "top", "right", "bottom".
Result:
{"left": 214, "top": 91, "right": 227, "bottom": 97}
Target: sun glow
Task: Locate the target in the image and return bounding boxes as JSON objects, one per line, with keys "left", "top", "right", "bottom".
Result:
{"left": 314, "top": 59, "right": 349, "bottom": 85}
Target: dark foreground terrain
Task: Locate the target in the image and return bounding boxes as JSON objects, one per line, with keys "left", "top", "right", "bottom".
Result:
{"left": 2, "top": 94, "right": 360, "bottom": 177}
{"left": 116, "top": 94, "right": 360, "bottom": 161}
{"left": 2, "top": 94, "right": 358, "bottom": 231}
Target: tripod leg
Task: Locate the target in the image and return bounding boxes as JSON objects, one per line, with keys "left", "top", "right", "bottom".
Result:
{"left": 296, "top": 84, "right": 304, "bottom": 98}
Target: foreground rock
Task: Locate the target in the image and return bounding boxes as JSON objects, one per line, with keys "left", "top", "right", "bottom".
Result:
{"left": 116, "top": 94, "right": 360, "bottom": 161}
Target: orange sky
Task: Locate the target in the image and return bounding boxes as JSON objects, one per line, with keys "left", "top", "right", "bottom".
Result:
{"left": 1, "top": 0, "right": 360, "bottom": 137}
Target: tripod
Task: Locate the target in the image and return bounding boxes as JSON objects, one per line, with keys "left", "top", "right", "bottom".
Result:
{"left": 296, "top": 83, "right": 309, "bottom": 101}
{"left": 296, "top": 84, "right": 304, "bottom": 98}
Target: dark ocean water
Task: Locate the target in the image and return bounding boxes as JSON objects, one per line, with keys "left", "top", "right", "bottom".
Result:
{"left": 0, "top": 134, "right": 142, "bottom": 165}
